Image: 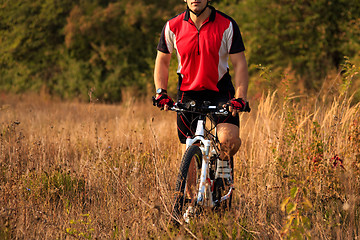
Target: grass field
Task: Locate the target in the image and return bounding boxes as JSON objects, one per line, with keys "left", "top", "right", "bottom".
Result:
{"left": 0, "top": 81, "right": 359, "bottom": 239}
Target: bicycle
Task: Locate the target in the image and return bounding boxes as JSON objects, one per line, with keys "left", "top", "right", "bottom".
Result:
{"left": 167, "top": 100, "right": 250, "bottom": 224}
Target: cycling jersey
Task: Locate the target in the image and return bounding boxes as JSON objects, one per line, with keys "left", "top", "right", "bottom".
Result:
{"left": 157, "top": 6, "right": 245, "bottom": 92}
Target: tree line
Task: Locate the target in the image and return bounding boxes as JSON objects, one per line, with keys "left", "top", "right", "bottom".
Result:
{"left": 0, "top": 0, "right": 359, "bottom": 102}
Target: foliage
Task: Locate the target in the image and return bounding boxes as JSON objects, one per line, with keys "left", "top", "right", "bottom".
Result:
{"left": 66, "top": 214, "right": 94, "bottom": 239}
{"left": 0, "top": 0, "right": 77, "bottom": 92}
{"left": 0, "top": 0, "right": 183, "bottom": 101}
{"left": 255, "top": 0, "right": 359, "bottom": 89}
{"left": 280, "top": 184, "right": 312, "bottom": 239}
{"left": 0, "top": 0, "right": 359, "bottom": 101}
{"left": 214, "top": 0, "right": 360, "bottom": 91}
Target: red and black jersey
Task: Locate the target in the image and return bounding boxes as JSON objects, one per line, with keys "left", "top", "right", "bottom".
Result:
{"left": 157, "top": 6, "right": 245, "bottom": 92}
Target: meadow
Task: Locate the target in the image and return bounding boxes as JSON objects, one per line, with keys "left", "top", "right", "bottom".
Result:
{"left": 0, "top": 75, "right": 359, "bottom": 239}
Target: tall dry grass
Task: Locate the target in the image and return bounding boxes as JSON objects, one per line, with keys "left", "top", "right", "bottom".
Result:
{"left": 0, "top": 81, "right": 359, "bottom": 239}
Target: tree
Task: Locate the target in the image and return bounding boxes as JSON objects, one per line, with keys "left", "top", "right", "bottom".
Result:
{"left": 240, "top": 0, "right": 360, "bottom": 89}
{"left": 62, "top": 0, "right": 183, "bottom": 101}
{"left": 0, "top": 0, "right": 77, "bottom": 92}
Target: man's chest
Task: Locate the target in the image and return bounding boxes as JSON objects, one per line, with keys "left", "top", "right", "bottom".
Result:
{"left": 173, "top": 22, "right": 228, "bottom": 58}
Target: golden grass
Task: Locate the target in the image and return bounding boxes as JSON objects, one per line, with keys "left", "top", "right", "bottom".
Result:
{"left": 0, "top": 88, "right": 359, "bottom": 239}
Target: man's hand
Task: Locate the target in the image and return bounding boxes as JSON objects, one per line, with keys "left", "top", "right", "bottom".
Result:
{"left": 152, "top": 94, "right": 174, "bottom": 111}
{"left": 227, "top": 98, "right": 251, "bottom": 116}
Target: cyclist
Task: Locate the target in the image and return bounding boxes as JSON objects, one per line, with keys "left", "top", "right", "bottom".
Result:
{"left": 153, "top": 0, "right": 250, "bottom": 181}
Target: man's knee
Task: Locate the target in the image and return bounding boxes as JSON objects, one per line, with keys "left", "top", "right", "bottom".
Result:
{"left": 217, "top": 123, "right": 241, "bottom": 159}
{"left": 220, "top": 135, "right": 241, "bottom": 156}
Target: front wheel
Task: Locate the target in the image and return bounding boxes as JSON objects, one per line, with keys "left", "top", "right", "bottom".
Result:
{"left": 172, "top": 145, "right": 202, "bottom": 222}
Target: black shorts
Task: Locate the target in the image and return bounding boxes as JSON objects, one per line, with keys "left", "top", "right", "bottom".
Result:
{"left": 176, "top": 76, "right": 239, "bottom": 144}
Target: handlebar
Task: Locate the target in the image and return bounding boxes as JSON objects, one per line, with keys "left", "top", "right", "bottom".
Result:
{"left": 170, "top": 101, "right": 230, "bottom": 116}
{"left": 152, "top": 95, "right": 251, "bottom": 114}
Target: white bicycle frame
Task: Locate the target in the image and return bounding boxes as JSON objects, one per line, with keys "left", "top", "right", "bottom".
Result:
{"left": 184, "top": 115, "right": 233, "bottom": 209}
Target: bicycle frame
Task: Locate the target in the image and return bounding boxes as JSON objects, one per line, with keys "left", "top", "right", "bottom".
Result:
{"left": 184, "top": 114, "right": 233, "bottom": 209}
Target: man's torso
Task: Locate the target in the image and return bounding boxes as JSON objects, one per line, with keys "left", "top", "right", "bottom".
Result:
{"left": 157, "top": 6, "right": 245, "bottom": 92}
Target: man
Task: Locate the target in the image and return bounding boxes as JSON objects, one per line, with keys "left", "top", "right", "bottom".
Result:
{"left": 153, "top": 0, "right": 250, "bottom": 181}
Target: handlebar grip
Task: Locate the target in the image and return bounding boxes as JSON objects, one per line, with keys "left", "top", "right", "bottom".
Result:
{"left": 224, "top": 101, "right": 251, "bottom": 113}
{"left": 244, "top": 102, "right": 251, "bottom": 112}
{"left": 152, "top": 96, "right": 157, "bottom": 106}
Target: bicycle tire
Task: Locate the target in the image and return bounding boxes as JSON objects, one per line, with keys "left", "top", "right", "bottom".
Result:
{"left": 172, "top": 145, "right": 202, "bottom": 222}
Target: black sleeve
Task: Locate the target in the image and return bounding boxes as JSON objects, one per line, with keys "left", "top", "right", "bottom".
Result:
{"left": 229, "top": 20, "right": 245, "bottom": 54}
{"left": 157, "top": 23, "right": 170, "bottom": 53}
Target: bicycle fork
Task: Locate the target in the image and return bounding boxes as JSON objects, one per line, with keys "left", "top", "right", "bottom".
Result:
{"left": 185, "top": 119, "right": 215, "bottom": 208}
{"left": 198, "top": 152, "right": 216, "bottom": 208}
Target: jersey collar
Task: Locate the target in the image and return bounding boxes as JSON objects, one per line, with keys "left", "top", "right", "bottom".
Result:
{"left": 184, "top": 5, "right": 216, "bottom": 22}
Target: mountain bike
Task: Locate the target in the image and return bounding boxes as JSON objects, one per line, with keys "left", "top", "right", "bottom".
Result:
{"left": 170, "top": 100, "right": 244, "bottom": 224}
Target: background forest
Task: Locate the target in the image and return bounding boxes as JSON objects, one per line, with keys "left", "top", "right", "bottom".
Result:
{"left": 0, "top": 0, "right": 359, "bottom": 102}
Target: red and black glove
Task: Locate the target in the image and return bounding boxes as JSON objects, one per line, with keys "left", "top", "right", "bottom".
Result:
{"left": 228, "top": 98, "right": 251, "bottom": 112}
{"left": 152, "top": 94, "right": 174, "bottom": 109}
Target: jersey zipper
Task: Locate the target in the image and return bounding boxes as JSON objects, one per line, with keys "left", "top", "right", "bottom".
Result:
{"left": 189, "top": 18, "right": 210, "bottom": 56}
{"left": 197, "top": 29, "right": 200, "bottom": 55}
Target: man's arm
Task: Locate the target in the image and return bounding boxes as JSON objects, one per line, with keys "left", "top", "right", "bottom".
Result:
{"left": 154, "top": 50, "right": 172, "bottom": 91}
{"left": 230, "top": 51, "right": 249, "bottom": 101}
{"left": 154, "top": 50, "right": 172, "bottom": 110}
{"left": 227, "top": 51, "right": 249, "bottom": 115}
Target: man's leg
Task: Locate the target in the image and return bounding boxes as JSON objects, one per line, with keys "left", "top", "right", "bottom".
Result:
{"left": 216, "top": 123, "right": 241, "bottom": 160}
{"left": 214, "top": 123, "right": 240, "bottom": 184}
